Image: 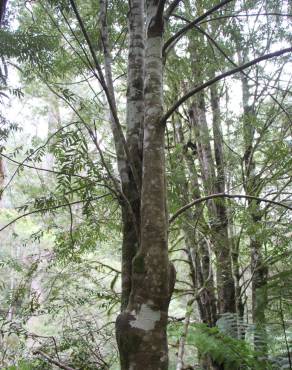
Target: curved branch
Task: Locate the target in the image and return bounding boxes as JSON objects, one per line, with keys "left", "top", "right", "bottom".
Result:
{"left": 199, "top": 12, "right": 292, "bottom": 24}
{"left": 169, "top": 193, "right": 292, "bottom": 224}
{"left": 164, "top": 0, "right": 183, "bottom": 21}
{"left": 195, "top": 24, "right": 292, "bottom": 123}
{"left": 163, "top": 0, "right": 234, "bottom": 55}
{"left": 161, "top": 47, "right": 292, "bottom": 124}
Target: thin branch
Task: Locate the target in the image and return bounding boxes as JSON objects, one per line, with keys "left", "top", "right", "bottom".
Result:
{"left": 0, "top": 121, "right": 78, "bottom": 196}
{"left": 64, "top": 196, "right": 75, "bottom": 246}
{"left": 60, "top": 7, "right": 97, "bottom": 76}
{"left": 174, "top": 12, "right": 292, "bottom": 24}
{"left": 0, "top": 194, "right": 111, "bottom": 233}
{"left": 199, "top": 12, "right": 292, "bottom": 24}
{"left": 164, "top": 0, "right": 183, "bottom": 21}
{"left": 193, "top": 24, "right": 292, "bottom": 124}
{"left": 40, "top": 80, "right": 139, "bottom": 240}
{"left": 169, "top": 193, "right": 292, "bottom": 224}
{"left": 163, "top": 0, "right": 234, "bottom": 55}
{"left": 39, "top": 1, "right": 96, "bottom": 78}
{"left": 1, "top": 153, "right": 90, "bottom": 181}
{"left": 263, "top": 179, "right": 292, "bottom": 213}
{"left": 161, "top": 47, "right": 292, "bottom": 124}
{"left": 94, "top": 261, "right": 120, "bottom": 274}
{"left": 33, "top": 350, "right": 76, "bottom": 370}
{"left": 39, "top": 80, "right": 121, "bottom": 195}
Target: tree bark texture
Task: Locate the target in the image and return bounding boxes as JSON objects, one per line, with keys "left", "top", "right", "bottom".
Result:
{"left": 116, "top": 1, "right": 175, "bottom": 369}
{"left": 121, "top": 0, "right": 145, "bottom": 311}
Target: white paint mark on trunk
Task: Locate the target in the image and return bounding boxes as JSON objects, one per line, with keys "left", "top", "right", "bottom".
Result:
{"left": 130, "top": 303, "right": 161, "bottom": 331}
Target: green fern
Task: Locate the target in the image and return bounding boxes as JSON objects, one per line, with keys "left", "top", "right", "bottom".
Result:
{"left": 188, "top": 323, "right": 272, "bottom": 370}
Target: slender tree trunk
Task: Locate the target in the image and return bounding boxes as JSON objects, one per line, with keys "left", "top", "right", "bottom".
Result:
{"left": 174, "top": 119, "right": 220, "bottom": 370}
{"left": 250, "top": 215, "right": 268, "bottom": 353}
{"left": 189, "top": 94, "right": 235, "bottom": 315}
{"left": 209, "top": 84, "right": 236, "bottom": 316}
{"left": 99, "top": 0, "right": 142, "bottom": 312}
{"left": 185, "top": 28, "right": 235, "bottom": 316}
{"left": 239, "top": 51, "right": 268, "bottom": 359}
{"left": 121, "top": 0, "right": 144, "bottom": 310}
{"left": 176, "top": 299, "right": 194, "bottom": 370}
{"left": 175, "top": 119, "right": 217, "bottom": 328}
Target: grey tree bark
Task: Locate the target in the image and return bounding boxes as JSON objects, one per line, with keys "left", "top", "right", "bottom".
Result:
{"left": 115, "top": 1, "right": 175, "bottom": 369}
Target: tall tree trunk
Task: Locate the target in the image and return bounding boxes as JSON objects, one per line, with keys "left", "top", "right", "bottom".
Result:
{"left": 239, "top": 51, "right": 268, "bottom": 358}
{"left": 189, "top": 94, "right": 235, "bottom": 315}
{"left": 209, "top": 83, "right": 236, "bottom": 316}
{"left": 175, "top": 119, "right": 217, "bottom": 328}
{"left": 116, "top": 1, "right": 175, "bottom": 369}
{"left": 174, "top": 118, "right": 221, "bottom": 370}
{"left": 186, "top": 28, "right": 235, "bottom": 316}
{"left": 120, "top": 0, "right": 144, "bottom": 311}
{"left": 99, "top": 0, "right": 142, "bottom": 312}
